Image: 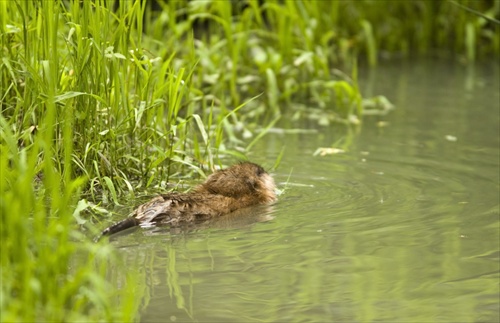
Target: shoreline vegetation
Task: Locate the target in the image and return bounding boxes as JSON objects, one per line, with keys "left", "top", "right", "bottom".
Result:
{"left": 1, "top": 1, "right": 498, "bottom": 321}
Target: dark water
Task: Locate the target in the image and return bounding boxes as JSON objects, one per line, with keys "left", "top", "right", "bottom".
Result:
{"left": 114, "top": 59, "right": 499, "bottom": 322}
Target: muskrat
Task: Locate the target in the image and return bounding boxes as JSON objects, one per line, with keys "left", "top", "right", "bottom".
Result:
{"left": 97, "top": 162, "right": 276, "bottom": 239}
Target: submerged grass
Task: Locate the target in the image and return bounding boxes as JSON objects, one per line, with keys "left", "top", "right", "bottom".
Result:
{"left": 1, "top": 0, "right": 498, "bottom": 321}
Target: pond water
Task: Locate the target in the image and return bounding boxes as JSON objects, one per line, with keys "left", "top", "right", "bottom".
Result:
{"left": 112, "top": 59, "right": 499, "bottom": 322}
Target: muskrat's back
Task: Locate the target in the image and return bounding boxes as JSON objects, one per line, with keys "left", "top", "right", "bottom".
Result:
{"left": 97, "top": 162, "right": 276, "bottom": 239}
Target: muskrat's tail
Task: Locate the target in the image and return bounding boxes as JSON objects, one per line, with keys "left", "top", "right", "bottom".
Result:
{"left": 95, "top": 217, "right": 139, "bottom": 242}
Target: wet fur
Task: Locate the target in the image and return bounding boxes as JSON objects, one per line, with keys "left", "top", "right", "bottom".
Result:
{"left": 97, "top": 162, "right": 276, "bottom": 240}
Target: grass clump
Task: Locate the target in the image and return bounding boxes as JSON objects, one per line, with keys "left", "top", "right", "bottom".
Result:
{"left": 1, "top": 2, "right": 146, "bottom": 320}
{"left": 1, "top": 0, "right": 371, "bottom": 201}
{"left": 1, "top": 87, "right": 144, "bottom": 321}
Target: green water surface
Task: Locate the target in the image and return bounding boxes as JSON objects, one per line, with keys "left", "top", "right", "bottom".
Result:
{"left": 112, "top": 59, "right": 499, "bottom": 323}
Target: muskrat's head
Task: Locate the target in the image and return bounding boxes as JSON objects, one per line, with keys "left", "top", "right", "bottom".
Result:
{"left": 201, "top": 162, "right": 276, "bottom": 204}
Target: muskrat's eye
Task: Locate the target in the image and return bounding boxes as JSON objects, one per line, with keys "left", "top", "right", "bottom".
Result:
{"left": 255, "top": 166, "right": 265, "bottom": 176}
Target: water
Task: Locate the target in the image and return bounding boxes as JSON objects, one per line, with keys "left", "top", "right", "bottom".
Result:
{"left": 113, "top": 59, "right": 499, "bottom": 322}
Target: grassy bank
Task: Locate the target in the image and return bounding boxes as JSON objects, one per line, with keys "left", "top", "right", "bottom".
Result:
{"left": 2, "top": 0, "right": 498, "bottom": 200}
{"left": 1, "top": 0, "right": 498, "bottom": 321}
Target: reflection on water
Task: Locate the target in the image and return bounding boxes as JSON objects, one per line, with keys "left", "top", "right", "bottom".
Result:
{"left": 112, "top": 59, "right": 499, "bottom": 322}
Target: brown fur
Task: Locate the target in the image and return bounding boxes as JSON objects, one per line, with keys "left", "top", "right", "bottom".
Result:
{"left": 98, "top": 162, "right": 276, "bottom": 239}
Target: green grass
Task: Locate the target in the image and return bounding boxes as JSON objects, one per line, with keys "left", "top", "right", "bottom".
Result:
{"left": 1, "top": 0, "right": 498, "bottom": 321}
